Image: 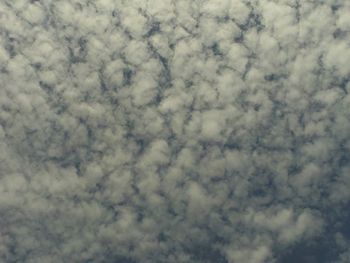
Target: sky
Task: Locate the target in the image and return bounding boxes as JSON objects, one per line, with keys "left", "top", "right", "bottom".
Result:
{"left": 0, "top": 0, "right": 350, "bottom": 262}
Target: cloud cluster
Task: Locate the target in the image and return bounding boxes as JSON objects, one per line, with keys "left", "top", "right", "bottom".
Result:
{"left": 0, "top": 0, "right": 350, "bottom": 262}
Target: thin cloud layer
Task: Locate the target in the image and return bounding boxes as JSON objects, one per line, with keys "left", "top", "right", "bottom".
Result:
{"left": 0, "top": 0, "right": 350, "bottom": 262}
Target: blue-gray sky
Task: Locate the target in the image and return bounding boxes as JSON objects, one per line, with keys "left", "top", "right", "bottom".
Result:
{"left": 0, "top": 0, "right": 350, "bottom": 262}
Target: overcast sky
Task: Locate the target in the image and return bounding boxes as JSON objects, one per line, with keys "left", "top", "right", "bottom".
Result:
{"left": 0, "top": 0, "right": 350, "bottom": 262}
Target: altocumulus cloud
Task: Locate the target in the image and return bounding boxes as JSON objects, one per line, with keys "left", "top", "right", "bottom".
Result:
{"left": 0, "top": 0, "right": 350, "bottom": 262}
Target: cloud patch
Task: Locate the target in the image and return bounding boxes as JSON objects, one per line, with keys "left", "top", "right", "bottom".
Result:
{"left": 0, "top": 0, "right": 350, "bottom": 262}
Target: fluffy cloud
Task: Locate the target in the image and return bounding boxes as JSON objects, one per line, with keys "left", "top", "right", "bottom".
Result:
{"left": 0, "top": 0, "right": 349, "bottom": 262}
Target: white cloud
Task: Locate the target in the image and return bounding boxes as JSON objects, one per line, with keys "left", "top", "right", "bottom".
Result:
{"left": 0, "top": 0, "right": 349, "bottom": 262}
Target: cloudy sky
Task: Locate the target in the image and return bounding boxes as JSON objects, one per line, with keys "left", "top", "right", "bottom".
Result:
{"left": 0, "top": 0, "right": 350, "bottom": 262}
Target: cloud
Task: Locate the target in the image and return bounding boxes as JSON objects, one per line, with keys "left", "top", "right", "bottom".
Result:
{"left": 0, "top": 0, "right": 349, "bottom": 262}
